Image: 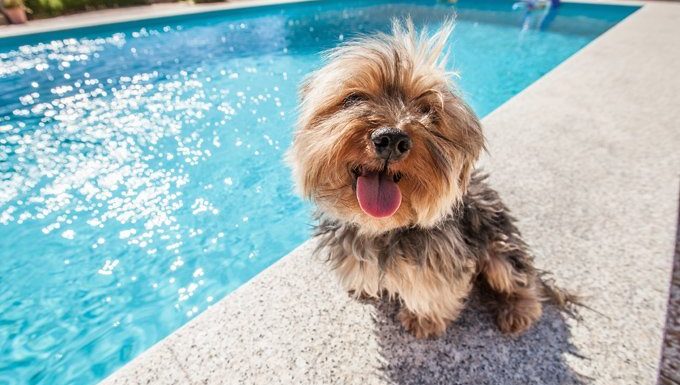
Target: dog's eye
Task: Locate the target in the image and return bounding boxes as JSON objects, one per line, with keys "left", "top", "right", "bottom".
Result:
{"left": 343, "top": 92, "right": 367, "bottom": 108}
{"left": 417, "top": 103, "right": 440, "bottom": 122}
{"left": 417, "top": 104, "right": 433, "bottom": 115}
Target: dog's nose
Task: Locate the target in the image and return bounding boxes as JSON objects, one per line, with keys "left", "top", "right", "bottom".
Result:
{"left": 371, "top": 127, "right": 411, "bottom": 161}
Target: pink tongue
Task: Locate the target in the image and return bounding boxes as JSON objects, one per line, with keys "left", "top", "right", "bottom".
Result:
{"left": 356, "top": 172, "right": 402, "bottom": 218}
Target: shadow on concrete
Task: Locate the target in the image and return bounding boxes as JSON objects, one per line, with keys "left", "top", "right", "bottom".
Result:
{"left": 371, "top": 290, "right": 589, "bottom": 385}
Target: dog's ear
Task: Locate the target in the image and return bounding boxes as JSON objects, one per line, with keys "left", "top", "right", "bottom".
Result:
{"left": 440, "top": 90, "right": 485, "bottom": 194}
{"left": 458, "top": 158, "right": 473, "bottom": 193}
{"left": 458, "top": 154, "right": 480, "bottom": 194}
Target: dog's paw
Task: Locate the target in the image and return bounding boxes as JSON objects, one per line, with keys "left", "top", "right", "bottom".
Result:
{"left": 397, "top": 309, "right": 447, "bottom": 339}
{"left": 495, "top": 298, "right": 542, "bottom": 335}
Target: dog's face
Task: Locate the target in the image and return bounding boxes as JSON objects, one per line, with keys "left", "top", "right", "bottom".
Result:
{"left": 288, "top": 21, "right": 484, "bottom": 235}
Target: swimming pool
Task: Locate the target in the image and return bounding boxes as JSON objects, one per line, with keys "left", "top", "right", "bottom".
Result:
{"left": 0, "top": 1, "right": 637, "bottom": 384}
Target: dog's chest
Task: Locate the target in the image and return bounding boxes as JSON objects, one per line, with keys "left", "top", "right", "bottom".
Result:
{"left": 316, "top": 217, "right": 477, "bottom": 298}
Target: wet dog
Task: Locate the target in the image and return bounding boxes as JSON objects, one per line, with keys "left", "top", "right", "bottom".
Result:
{"left": 287, "top": 20, "right": 572, "bottom": 338}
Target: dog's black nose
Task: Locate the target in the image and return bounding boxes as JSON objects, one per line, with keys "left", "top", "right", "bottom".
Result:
{"left": 371, "top": 127, "right": 411, "bottom": 161}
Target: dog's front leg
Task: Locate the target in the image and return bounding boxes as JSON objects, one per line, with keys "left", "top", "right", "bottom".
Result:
{"left": 389, "top": 264, "right": 474, "bottom": 339}
{"left": 479, "top": 238, "right": 543, "bottom": 335}
{"left": 333, "top": 254, "right": 383, "bottom": 300}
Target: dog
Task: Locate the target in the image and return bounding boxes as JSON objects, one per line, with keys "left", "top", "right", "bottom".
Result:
{"left": 287, "top": 19, "right": 572, "bottom": 338}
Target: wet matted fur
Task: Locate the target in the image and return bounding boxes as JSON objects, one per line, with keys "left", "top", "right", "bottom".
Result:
{"left": 287, "top": 19, "right": 574, "bottom": 338}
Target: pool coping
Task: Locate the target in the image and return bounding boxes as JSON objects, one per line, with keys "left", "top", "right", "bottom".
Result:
{"left": 0, "top": 0, "right": 645, "bottom": 39}
{"left": 81, "top": 1, "right": 680, "bottom": 384}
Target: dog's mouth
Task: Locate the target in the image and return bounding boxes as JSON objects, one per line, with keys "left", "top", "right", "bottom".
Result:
{"left": 350, "top": 165, "right": 402, "bottom": 218}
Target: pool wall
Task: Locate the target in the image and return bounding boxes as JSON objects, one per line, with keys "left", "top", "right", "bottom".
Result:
{"left": 100, "top": 1, "right": 680, "bottom": 384}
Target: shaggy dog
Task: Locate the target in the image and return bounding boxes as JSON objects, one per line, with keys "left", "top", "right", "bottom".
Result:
{"left": 287, "top": 20, "right": 572, "bottom": 338}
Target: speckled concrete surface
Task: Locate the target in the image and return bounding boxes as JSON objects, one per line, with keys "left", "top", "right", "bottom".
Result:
{"left": 102, "top": 2, "right": 680, "bottom": 385}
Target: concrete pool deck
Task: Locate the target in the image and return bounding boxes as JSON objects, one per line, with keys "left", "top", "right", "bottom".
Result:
{"left": 78, "top": 1, "right": 680, "bottom": 384}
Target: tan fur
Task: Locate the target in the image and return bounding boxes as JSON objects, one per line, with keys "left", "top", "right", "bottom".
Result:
{"left": 288, "top": 20, "right": 556, "bottom": 338}
{"left": 335, "top": 252, "right": 475, "bottom": 338}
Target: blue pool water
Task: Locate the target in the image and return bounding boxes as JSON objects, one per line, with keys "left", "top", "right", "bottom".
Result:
{"left": 0, "top": 1, "right": 637, "bottom": 384}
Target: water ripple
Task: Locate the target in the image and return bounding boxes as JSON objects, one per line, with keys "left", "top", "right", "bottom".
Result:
{"left": 0, "top": 1, "right": 632, "bottom": 384}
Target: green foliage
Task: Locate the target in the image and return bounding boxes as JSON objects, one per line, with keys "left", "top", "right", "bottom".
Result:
{"left": 24, "top": 0, "right": 151, "bottom": 17}
{"left": 3, "top": 0, "right": 25, "bottom": 9}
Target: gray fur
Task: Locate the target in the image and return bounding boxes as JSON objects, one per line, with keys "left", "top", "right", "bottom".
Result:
{"left": 314, "top": 171, "right": 574, "bottom": 309}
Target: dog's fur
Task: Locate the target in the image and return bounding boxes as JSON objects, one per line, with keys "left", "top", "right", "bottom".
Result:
{"left": 287, "top": 20, "right": 572, "bottom": 338}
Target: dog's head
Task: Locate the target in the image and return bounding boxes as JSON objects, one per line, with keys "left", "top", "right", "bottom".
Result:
{"left": 288, "top": 20, "right": 484, "bottom": 235}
